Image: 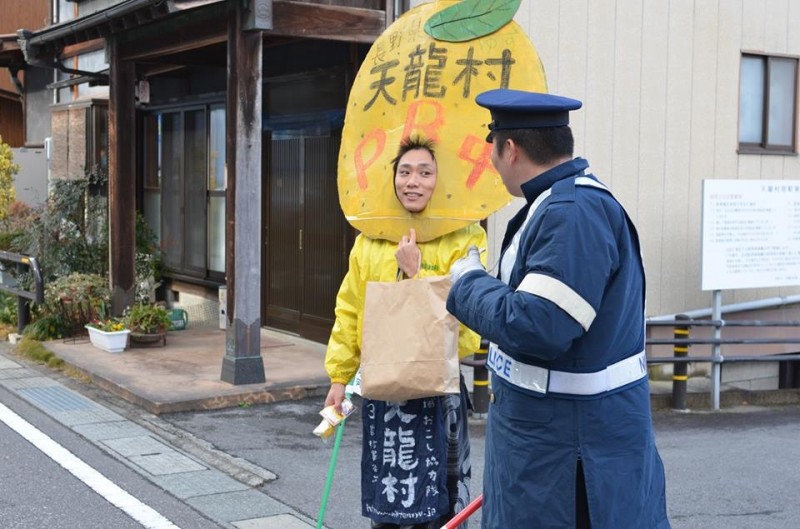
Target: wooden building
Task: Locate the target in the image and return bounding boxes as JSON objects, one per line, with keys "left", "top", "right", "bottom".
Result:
{"left": 0, "top": 1, "right": 50, "bottom": 147}
{"left": 18, "top": 0, "right": 393, "bottom": 383}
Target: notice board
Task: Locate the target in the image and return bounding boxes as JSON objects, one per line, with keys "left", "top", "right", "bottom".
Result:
{"left": 701, "top": 179, "right": 800, "bottom": 291}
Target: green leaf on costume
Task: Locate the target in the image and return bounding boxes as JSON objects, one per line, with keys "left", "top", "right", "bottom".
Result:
{"left": 424, "top": 0, "right": 522, "bottom": 43}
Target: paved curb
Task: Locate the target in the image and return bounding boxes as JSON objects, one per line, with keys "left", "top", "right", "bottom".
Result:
{"left": 134, "top": 411, "right": 278, "bottom": 488}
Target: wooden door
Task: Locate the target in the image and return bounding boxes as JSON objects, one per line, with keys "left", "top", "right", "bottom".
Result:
{"left": 264, "top": 132, "right": 351, "bottom": 343}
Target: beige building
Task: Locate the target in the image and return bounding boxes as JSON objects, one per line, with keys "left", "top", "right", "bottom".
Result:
{"left": 455, "top": 0, "right": 800, "bottom": 321}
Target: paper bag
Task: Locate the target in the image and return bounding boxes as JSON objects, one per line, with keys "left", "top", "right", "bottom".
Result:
{"left": 360, "top": 276, "right": 460, "bottom": 401}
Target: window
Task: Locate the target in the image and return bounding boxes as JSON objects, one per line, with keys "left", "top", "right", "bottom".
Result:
{"left": 739, "top": 53, "right": 798, "bottom": 153}
{"left": 55, "top": 49, "right": 108, "bottom": 104}
{"left": 142, "top": 103, "right": 226, "bottom": 281}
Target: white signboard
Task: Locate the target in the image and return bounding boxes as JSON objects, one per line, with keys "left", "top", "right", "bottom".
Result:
{"left": 701, "top": 179, "right": 800, "bottom": 291}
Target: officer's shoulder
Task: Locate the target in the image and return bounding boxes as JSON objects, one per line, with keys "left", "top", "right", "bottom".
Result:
{"left": 549, "top": 177, "right": 615, "bottom": 206}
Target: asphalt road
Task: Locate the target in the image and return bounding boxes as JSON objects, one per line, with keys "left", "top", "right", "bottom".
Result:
{"left": 162, "top": 397, "right": 800, "bottom": 529}
{"left": 0, "top": 385, "right": 223, "bottom": 529}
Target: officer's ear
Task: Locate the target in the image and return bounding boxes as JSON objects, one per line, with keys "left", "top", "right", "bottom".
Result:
{"left": 504, "top": 138, "right": 519, "bottom": 162}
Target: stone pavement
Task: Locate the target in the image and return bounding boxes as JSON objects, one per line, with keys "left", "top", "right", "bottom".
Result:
{"left": 40, "top": 326, "right": 331, "bottom": 415}
{"left": 0, "top": 343, "right": 321, "bottom": 529}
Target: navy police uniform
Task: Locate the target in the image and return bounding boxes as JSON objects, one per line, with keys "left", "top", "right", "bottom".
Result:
{"left": 447, "top": 90, "right": 670, "bottom": 529}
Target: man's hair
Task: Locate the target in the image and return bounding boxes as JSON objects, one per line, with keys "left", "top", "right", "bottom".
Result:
{"left": 392, "top": 135, "right": 437, "bottom": 175}
{"left": 494, "top": 127, "right": 574, "bottom": 165}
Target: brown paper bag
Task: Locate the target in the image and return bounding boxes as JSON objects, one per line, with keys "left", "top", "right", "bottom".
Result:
{"left": 360, "top": 275, "right": 460, "bottom": 401}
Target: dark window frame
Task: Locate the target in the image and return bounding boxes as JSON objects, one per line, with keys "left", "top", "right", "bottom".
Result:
{"left": 738, "top": 52, "right": 799, "bottom": 155}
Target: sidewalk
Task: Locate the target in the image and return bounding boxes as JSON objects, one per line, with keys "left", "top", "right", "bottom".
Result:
{"left": 23, "top": 325, "right": 800, "bottom": 414}
{"left": 39, "top": 326, "right": 331, "bottom": 415}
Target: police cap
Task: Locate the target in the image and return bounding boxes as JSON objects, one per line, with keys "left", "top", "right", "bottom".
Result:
{"left": 476, "top": 89, "right": 583, "bottom": 142}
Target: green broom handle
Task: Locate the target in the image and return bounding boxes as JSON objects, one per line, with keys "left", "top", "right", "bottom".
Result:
{"left": 316, "top": 387, "right": 353, "bottom": 529}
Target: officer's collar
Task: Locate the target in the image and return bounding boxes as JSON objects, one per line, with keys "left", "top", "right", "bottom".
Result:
{"left": 521, "top": 157, "right": 590, "bottom": 204}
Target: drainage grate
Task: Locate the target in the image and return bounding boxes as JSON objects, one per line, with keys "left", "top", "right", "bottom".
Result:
{"left": 17, "top": 386, "right": 97, "bottom": 414}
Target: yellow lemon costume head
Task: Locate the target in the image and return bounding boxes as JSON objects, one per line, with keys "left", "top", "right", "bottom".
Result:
{"left": 338, "top": 0, "right": 548, "bottom": 242}
{"left": 338, "top": 0, "right": 546, "bottom": 242}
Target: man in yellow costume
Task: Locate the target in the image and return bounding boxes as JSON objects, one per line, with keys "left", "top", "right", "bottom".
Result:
{"left": 325, "top": 136, "right": 487, "bottom": 529}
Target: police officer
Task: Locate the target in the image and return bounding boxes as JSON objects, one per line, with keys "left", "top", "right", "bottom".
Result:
{"left": 446, "top": 89, "right": 671, "bottom": 529}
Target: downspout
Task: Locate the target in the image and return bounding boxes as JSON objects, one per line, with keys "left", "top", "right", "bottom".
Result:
{"left": 649, "top": 295, "right": 800, "bottom": 321}
{"left": 52, "top": 60, "right": 107, "bottom": 81}
{"left": 13, "top": 48, "right": 108, "bottom": 83}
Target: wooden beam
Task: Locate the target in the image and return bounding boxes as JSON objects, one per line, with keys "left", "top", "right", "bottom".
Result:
{"left": 108, "top": 38, "right": 137, "bottom": 316}
{"left": 61, "top": 38, "right": 106, "bottom": 60}
{"left": 120, "top": 30, "right": 227, "bottom": 62}
{"left": 220, "top": 0, "right": 266, "bottom": 385}
{"left": 268, "top": 1, "right": 385, "bottom": 43}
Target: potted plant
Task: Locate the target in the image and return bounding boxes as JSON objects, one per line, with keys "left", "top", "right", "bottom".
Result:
{"left": 85, "top": 318, "right": 130, "bottom": 353}
{"left": 125, "top": 303, "right": 171, "bottom": 346}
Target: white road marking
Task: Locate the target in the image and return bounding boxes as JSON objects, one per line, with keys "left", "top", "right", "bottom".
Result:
{"left": 0, "top": 402, "right": 181, "bottom": 529}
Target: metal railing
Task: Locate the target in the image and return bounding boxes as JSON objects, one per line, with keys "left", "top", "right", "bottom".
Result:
{"left": 647, "top": 316, "right": 800, "bottom": 410}
{"left": 0, "top": 250, "right": 44, "bottom": 334}
{"left": 464, "top": 317, "right": 800, "bottom": 414}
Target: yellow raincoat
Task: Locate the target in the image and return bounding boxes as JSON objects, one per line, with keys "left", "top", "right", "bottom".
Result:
{"left": 325, "top": 223, "right": 488, "bottom": 384}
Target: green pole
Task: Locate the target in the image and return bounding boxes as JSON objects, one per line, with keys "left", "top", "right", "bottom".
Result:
{"left": 316, "top": 415, "right": 347, "bottom": 529}
{"left": 316, "top": 380, "right": 355, "bottom": 529}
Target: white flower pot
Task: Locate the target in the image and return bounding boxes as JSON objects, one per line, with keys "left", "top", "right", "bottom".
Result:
{"left": 85, "top": 326, "right": 130, "bottom": 353}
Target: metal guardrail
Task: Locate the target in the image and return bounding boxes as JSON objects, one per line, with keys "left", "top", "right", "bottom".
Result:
{"left": 646, "top": 317, "right": 800, "bottom": 410}
{"left": 464, "top": 317, "right": 800, "bottom": 414}
{"left": 0, "top": 250, "right": 44, "bottom": 334}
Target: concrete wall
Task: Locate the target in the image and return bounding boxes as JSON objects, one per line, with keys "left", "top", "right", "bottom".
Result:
{"left": 24, "top": 67, "right": 53, "bottom": 146}
{"left": 722, "top": 362, "right": 780, "bottom": 391}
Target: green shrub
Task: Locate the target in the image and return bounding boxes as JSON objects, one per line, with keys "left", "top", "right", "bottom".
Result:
{"left": 134, "top": 212, "right": 164, "bottom": 304}
{"left": 0, "top": 201, "right": 33, "bottom": 256}
{"left": 47, "top": 356, "right": 65, "bottom": 369}
{"left": 0, "top": 230, "right": 20, "bottom": 251}
{"left": 16, "top": 336, "right": 55, "bottom": 364}
{"left": 125, "top": 303, "right": 171, "bottom": 334}
{"left": 0, "top": 292, "right": 17, "bottom": 325}
{"left": 0, "top": 136, "right": 18, "bottom": 226}
{"left": 37, "top": 272, "right": 111, "bottom": 337}
{"left": 23, "top": 313, "right": 68, "bottom": 341}
{"left": 10, "top": 179, "right": 108, "bottom": 281}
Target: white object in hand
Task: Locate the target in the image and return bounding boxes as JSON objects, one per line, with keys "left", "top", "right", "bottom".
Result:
{"left": 449, "top": 245, "right": 485, "bottom": 284}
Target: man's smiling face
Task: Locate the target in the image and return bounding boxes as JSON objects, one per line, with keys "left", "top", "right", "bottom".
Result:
{"left": 394, "top": 148, "right": 437, "bottom": 213}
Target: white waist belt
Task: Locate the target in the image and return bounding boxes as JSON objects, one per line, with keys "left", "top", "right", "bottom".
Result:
{"left": 487, "top": 344, "right": 647, "bottom": 396}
